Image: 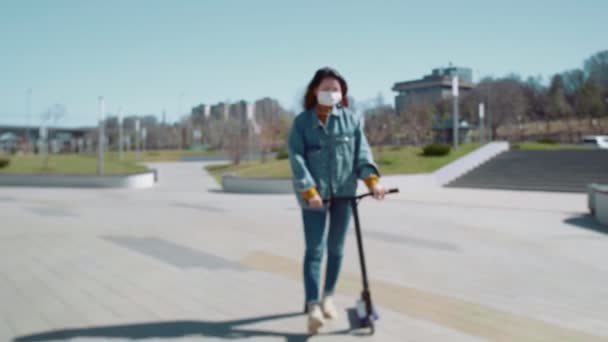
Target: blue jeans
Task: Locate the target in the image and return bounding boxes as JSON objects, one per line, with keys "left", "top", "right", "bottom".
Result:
{"left": 302, "top": 200, "right": 352, "bottom": 304}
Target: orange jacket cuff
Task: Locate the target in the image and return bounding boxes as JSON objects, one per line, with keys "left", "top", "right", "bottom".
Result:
{"left": 301, "top": 187, "right": 319, "bottom": 200}
{"left": 364, "top": 175, "right": 379, "bottom": 190}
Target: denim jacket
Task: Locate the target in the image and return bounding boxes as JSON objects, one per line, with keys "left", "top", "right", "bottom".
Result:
{"left": 288, "top": 105, "right": 379, "bottom": 209}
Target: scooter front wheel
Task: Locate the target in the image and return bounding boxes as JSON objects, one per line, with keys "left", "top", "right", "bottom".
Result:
{"left": 368, "top": 319, "right": 375, "bottom": 335}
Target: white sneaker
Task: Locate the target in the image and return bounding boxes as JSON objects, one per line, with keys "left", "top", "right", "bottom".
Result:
{"left": 307, "top": 303, "right": 324, "bottom": 335}
{"left": 321, "top": 295, "right": 338, "bottom": 319}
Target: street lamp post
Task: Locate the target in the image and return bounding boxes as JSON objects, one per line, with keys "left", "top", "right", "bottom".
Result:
{"left": 26, "top": 88, "right": 32, "bottom": 152}
{"left": 135, "top": 119, "right": 141, "bottom": 161}
{"left": 479, "top": 102, "right": 485, "bottom": 144}
{"left": 141, "top": 127, "right": 147, "bottom": 153}
{"left": 97, "top": 96, "right": 105, "bottom": 176}
{"left": 178, "top": 92, "right": 184, "bottom": 150}
{"left": 118, "top": 108, "right": 123, "bottom": 161}
{"left": 452, "top": 75, "right": 459, "bottom": 150}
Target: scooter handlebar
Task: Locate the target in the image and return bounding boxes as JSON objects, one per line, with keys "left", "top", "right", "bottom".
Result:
{"left": 322, "top": 188, "right": 399, "bottom": 204}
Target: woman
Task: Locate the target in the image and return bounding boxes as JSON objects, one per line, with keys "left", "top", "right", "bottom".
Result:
{"left": 288, "top": 67, "right": 387, "bottom": 334}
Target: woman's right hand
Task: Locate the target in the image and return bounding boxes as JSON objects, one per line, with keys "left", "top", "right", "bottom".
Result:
{"left": 308, "top": 195, "right": 323, "bottom": 209}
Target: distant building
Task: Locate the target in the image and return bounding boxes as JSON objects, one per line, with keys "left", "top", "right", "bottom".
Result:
{"left": 194, "top": 98, "right": 291, "bottom": 149}
{"left": 392, "top": 65, "right": 474, "bottom": 115}
{"left": 209, "top": 102, "right": 229, "bottom": 121}
{"left": 254, "top": 97, "right": 283, "bottom": 122}
{"left": 229, "top": 100, "right": 249, "bottom": 125}
{"left": 0, "top": 125, "right": 92, "bottom": 154}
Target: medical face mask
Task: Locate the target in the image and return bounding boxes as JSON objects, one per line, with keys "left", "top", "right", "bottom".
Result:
{"left": 317, "top": 91, "right": 342, "bottom": 107}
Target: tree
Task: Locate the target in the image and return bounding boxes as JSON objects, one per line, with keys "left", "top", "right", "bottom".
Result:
{"left": 259, "top": 115, "right": 289, "bottom": 162}
{"left": 40, "top": 104, "right": 67, "bottom": 169}
{"left": 253, "top": 98, "right": 290, "bottom": 161}
{"left": 363, "top": 95, "right": 395, "bottom": 156}
{"left": 584, "top": 50, "right": 608, "bottom": 86}
{"left": 584, "top": 51, "right": 608, "bottom": 128}
{"left": 223, "top": 118, "right": 248, "bottom": 165}
{"left": 468, "top": 79, "right": 527, "bottom": 140}
{"left": 578, "top": 79, "right": 606, "bottom": 132}
{"left": 400, "top": 101, "right": 434, "bottom": 146}
{"left": 561, "top": 69, "right": 586, "bottom": 96}
{"left": 547, "top": 74, "right": 574, "bottom": 139}
{"left": 521, "top": 75, "right": 547, "bottom": 124}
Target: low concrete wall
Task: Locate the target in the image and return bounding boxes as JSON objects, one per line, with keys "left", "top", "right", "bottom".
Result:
{"left": 180, "top": 154, "right": 230, "bottom": 162}
{"left": 0, "top": 170, "right": 157, "bottom": 188}
{"left": 433, "top": 141, "right": 510, "bottom": 186}
{"left": 222, "top": 173, "right": 293, "bottom": 194}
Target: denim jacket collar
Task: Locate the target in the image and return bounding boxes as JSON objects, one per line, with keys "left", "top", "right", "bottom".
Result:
{"left": 311, "top": 105, "right": 342, "bottom": 129}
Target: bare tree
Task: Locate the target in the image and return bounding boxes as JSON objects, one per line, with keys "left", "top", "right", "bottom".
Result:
{"left": 253, "top": 98, "right": 292, "bottom": 161}
{"left": 547, "top": 74, "right": 574, "bottom": 139}
{"left": 363, "top": 95, "right": 395, "bottom": 157}
{"left": 401, "top": 101, "right": 435, "bottom": 146}
{"left": 223, "top": 119, "right": 248, "bottom": 165}
{"left": 41, "top": 104, "right": 67, "bottom": 169}
{"left": 472, "top": 79, "right": 527, "bottom": 140}
{"left": 259, "top": 115, "right": 289, "bottom": 162}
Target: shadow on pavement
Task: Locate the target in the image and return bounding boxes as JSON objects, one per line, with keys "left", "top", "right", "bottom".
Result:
{"left": 13, "top": 311, "right": 357, "bottom": 342}
{"left": 207, "top": 188, "right": 287, "bottom": 195}
{"left": 207, "top": 188, "right": 226, "bottom": 194}
{"left": 564, "top": 214, "right": 608, "bottom": 235}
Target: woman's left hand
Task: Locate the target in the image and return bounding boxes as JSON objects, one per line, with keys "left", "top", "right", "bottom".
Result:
{"left": 371, "top": 184, "right": 387, "bottom": 200}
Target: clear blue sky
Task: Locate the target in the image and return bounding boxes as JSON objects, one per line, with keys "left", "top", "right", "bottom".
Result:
{"left": 1, "top": 0, "right": 606, "bottom": 127}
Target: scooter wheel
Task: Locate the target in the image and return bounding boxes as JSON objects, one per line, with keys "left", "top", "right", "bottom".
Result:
{"left": 368, "top": 319, "right": 375, "bottom": 335}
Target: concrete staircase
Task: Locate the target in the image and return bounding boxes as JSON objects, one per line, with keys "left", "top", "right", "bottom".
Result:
{"left": 447, "top": 150, "right": 608, "bottom": 193}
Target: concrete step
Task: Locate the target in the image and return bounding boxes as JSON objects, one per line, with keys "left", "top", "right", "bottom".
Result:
{"left": 446, "top": 150, "right": 608, "bottom": 193}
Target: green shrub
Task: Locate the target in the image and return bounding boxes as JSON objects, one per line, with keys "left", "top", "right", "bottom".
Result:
{"left": 422, "top": 144, "right": 451, "bottom": 156}
{"left": 378, "top": 157, "right": 393, "bottom": 166}
{"left": 537, "top": 138, "right": 556, "bottom": 144}
{"left": 276, "top": 149, "right": 289, "bottom": 160}
{"left": 0, "top": 158, "right": 10, "bottom": 169}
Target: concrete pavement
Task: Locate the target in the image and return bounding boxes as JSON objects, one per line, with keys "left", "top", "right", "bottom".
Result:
{"left": 1, "top": 162, "right": 607, "bottom": 341}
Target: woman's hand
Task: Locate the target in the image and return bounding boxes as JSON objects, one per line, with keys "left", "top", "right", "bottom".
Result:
{"left": 371, "top": 183, "right": 387, "bottom": 200}
{"left": 308, "top": 195, "right": 324, "bottom": 208}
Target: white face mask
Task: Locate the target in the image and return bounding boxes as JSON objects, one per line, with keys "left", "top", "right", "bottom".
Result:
{"left": 317, "top": 91, "right": 342, "bottom": 107}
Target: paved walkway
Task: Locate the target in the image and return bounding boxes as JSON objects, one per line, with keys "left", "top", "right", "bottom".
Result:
{"left": 1, "top": 162, "right": 607, "bottom": 341}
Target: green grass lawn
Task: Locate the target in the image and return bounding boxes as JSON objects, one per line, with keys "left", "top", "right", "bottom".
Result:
{"left": 0, "top": 154, "right": 146, "bottom": 175}
{"left": 0, "top": 148, "right": 221, "bottom": 176}
{"left": 105, "top": 149, "right": 220, "bottom": 162}
{"left": 205, "top": 143, "right": 481, "bottom": 182}
{"left": 513, "top": 142, "right": 586, "bottom": 150}
{"left": 374, "top": 143, "right": 480, "bottom": 175}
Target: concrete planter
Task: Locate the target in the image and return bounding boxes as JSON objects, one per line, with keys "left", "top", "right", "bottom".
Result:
{"left": 589, "top": 184, "right": 608, "bottom": 226}
{"left": 588, "top": 184, "right": 608, "bottom": 216}
{"left": 588, "top": 184, "right": 598, "bottom": 215}
{"left": 597, "top": 191, "right": 608, "bottom": 226}
{"left": 221, "top": 173, "right": 293, "bottom": 194}
{"left": 0, "top": 169, "right": 157, "bottom": 188}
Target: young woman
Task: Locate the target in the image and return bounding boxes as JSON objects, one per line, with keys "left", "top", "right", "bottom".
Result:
{"left": 288, "top": 67, "right": 386, "bottom": 334}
